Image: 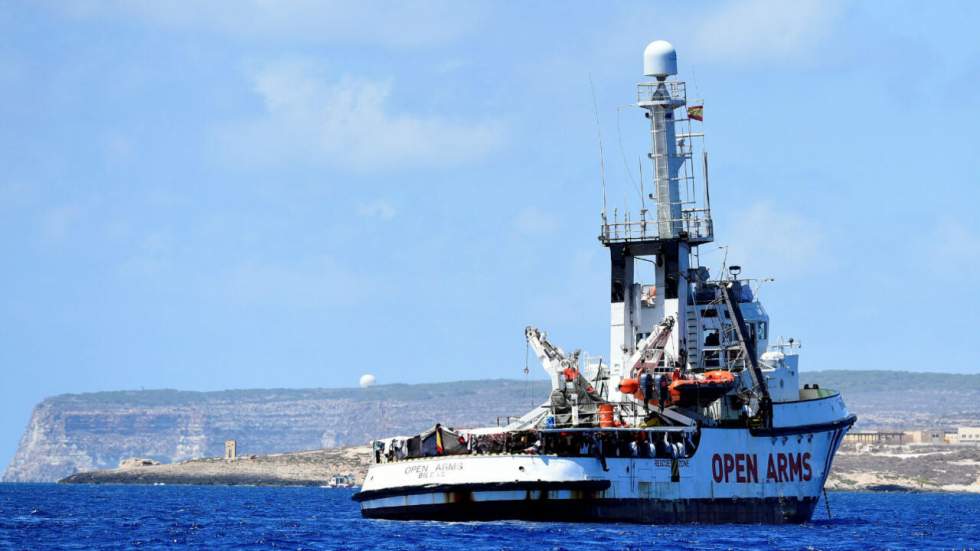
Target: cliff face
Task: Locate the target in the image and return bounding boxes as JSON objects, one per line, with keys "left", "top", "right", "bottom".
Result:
{"left": 4, "top": 381, "right": 551, "bottom": 482}
{"left": 10, "top": 370, "right": 980, "bottom": 483}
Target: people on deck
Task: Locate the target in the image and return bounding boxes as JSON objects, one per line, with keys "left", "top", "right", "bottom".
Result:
{"left": 658, "top": 374, "right": 670, "bottom": 412}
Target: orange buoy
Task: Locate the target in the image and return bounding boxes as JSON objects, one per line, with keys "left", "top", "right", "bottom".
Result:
{"left": 619, "top": 378, "right": 639, "bottom": 394}
{"left": 598, "top": 403, "right": 615, "bottom": 427}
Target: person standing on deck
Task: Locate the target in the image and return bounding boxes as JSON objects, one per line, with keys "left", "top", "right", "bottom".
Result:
{"left": 658, "top": 374, "right": 670, "bottom": 412}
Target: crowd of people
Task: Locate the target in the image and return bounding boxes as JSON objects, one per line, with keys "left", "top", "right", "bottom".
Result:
{"left": 373, "top": 427, "right": 697, "bottom": 464}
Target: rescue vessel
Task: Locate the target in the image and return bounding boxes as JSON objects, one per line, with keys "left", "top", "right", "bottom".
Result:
{"left": 353, "top": 40, "right": 855, "bottom": 524}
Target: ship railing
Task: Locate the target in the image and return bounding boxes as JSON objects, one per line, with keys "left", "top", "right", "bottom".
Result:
{"left": 537, "top": 426, "right": 696, "bottom": 434}
{"left": 496, "top": 415, "right": 519, "bottom": 427}
{"left": 372, "top": 425, "right": 698, "bottom": 464}
{"left": 582, "top": 355, "right": 605, "bottom": 381}
{"left": 636, "top": 81, "right": 687, "bottom": 105}
{"left": 600, "top": 210, "right": 713, "bottom": 244}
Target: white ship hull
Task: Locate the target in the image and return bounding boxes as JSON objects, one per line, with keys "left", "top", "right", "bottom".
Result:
{"left": 354, "top": 396, "right": 855, "bottom": 524}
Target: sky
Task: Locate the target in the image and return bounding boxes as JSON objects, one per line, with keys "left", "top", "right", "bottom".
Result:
{"left": 2, "top": 1, "right": 980, "bottom": 467}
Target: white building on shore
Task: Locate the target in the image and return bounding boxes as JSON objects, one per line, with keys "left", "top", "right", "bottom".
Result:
{"left": 957, "top": 427, "right": 980, "bottom": 444}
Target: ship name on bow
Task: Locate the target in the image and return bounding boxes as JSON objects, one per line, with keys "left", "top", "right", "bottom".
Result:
{"left": 711, "top": 452, "right": 812, "bottom": 483}
{"left": 404, "top": 462, "right": 464, "bottom": 479}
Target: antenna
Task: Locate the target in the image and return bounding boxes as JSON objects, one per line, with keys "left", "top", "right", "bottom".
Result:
{"left": 703, "top": 150, "right": 711, "bottom": 212}
{"left": 616, "top": 106, "right": 643, "bottom": 209}
{"left": 716, "top": 245, "right": 729, "bottom": 281}
{"left": 589, "top": 74, "right": 608, "bottom": 220}
{"left": 638, "top": 157, "right": 646, "bottom": 210}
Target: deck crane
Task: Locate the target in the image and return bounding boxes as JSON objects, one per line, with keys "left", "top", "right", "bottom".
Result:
{"left": 525, "top": 326, "right": 578, "bottom": 391}
{"left": 625, "top": 316, "right": 675, "bottom": 379}
{"left": 525, "top": 326, "right": 602, "bottom": 426}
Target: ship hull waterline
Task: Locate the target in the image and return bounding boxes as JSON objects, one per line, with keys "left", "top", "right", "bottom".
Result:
{"left": 360, "top": 494, "right": 819, "bottom": 524}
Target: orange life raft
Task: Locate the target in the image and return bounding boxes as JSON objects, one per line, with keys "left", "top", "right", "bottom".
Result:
{"left": 669, "top": 370, "right": 736, "bottom": 407}
{"left": 620, "top": 370, "right": 735, "bottom": 408}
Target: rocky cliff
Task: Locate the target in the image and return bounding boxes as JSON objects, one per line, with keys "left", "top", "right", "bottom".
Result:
{"left": 4, "top": 380, "right": 550, "bottom": 482}
{"left": 9, "top": 370, "right": 980, "bottom": 483}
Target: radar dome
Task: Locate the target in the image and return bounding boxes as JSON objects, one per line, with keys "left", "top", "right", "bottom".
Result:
{"left": 643, "top": 40, "right": 677, "bottom": 78}
{"left": 359, "top": 374, "right": 376, "bottom": 388}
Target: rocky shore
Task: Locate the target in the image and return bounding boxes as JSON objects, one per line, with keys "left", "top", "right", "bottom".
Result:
{"left": 826, "top": 442, "right": 980, "bottom": 493}
{"left": 61, "top": 441, "right": 980, "bottom": 494}
{"left": 60, "top": 447, "right": 370, "bottom": 486}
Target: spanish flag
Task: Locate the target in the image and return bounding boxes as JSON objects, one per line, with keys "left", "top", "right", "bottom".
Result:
{"left": 687, "top": 105, "right": 703, "bottom": 121}
{"left": 435, "top": 427, "right": 444, "bottom": 454}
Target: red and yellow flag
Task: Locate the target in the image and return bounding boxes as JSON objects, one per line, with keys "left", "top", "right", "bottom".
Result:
{"left": 687, "top": 105, "right": 704, "bottom": 121}
{"left": 435, "top": 427, "right": 444, "bottom": 454}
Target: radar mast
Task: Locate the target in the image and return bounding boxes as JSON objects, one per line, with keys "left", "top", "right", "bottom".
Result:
{"left": 600, "top": 40, "right": 713, "bottom": 402}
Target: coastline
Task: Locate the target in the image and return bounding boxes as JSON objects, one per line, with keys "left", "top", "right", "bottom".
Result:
{"left": 59, "top": 447, "right": 370, "bottom": 487}
{"left": 57, "top": 442, "right": 980, "bottom": 494}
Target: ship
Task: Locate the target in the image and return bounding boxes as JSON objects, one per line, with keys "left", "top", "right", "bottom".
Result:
{"left": 352, "top": 40, "right": 856, "bottom": 524}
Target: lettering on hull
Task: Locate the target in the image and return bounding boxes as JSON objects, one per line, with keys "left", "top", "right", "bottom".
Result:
{"left": 711, "top": 453, "right": 812, "bottom": 483}
{"left": 403, "top": 462, "right": 465, "bottom": 480}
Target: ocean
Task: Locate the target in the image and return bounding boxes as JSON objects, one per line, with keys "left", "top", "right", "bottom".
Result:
{"left": 1, "top": 484, "right": 977, "bottom": 550}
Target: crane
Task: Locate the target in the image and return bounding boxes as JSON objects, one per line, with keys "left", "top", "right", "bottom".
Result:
{"left": 625, "top": 316, "right": 675, "bottom": 379}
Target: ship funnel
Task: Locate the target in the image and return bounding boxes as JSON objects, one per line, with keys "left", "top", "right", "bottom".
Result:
{"left": 643, "top": 40, "right": 677, "bottom": 78}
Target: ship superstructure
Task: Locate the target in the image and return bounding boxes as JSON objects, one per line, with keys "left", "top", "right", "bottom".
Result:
{"left": 352, "top": 40, "right": 855, "bottom": 524}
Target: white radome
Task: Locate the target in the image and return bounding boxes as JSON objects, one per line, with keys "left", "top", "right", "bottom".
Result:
{"left": 359, "top": 374, "right": 376, "bottom": 388}
{"left": 643, "top": 40, "right": 677, "bottom": 78}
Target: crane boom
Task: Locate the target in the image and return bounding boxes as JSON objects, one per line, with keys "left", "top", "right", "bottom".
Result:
{"left": 625, "top": 317, "right": 675, "bottom": 378}
{"left": 525, "top": 326, "right": 580, "bottom": 391}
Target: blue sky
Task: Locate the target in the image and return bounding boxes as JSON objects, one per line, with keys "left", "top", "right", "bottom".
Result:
{"left": 3, "top": 1, "right": 980, "bottom": 466}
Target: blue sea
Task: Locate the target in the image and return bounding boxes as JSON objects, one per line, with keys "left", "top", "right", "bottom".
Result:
{"left": 1, "top": 485, "right": 978, "bottom": 550}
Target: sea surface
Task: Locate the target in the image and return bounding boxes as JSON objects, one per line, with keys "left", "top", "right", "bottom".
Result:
{"left": 1, "top": 484, "right": 978, "bottom": 550}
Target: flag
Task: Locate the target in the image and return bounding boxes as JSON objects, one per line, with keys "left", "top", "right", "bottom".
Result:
{"left": 687, "top": 105, "right": 703, "bottom": 121}
{"left": 435, "top": 427, "right": 444, "bottom": 454}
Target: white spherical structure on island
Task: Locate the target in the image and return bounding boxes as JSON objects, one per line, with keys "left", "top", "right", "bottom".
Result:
{"left": 359, "top": 374, "right": 376, "bottom": 388}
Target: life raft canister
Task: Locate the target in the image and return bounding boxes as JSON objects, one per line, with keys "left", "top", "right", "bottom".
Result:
{"left": 598, "top": 403, "right": 616, "bottom": 428}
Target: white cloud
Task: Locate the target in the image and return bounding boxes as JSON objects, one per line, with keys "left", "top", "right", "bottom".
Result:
{"left": 102, "top": 132, "right": 134, "bottom": 166}
{"left": 512, "top": 206, "right": 560, "bottom": 236}
{"left": 51, "top": 0, "right": 480, "bottom": 48}
{"left": 39, "top": 204, "right": 84, "bottom": 243}
{"left": 721, "top": 201, "right": 826, "bottom": 279}
{"left": 0, "top": 181, "right": 34, "bottom": 208}
{"left": 690, "top": 0, "right": 843, "bottom": 66}
{"left": 589, "top": 0, "right": 846, "bottom": 75}
{"left": 118, "top": 232, "right": 175, "bottom": 278}
{"left": 218, "top": 60, "right": 504, "bottom": 171}
{"left": 223, "top": 255, "right": 367, "bottom": 309}
{"left": 930, "top": 218, "right": 980, "bottom": 276}
{"left": 357, "top": 199, "right": 397, "bottom": 221}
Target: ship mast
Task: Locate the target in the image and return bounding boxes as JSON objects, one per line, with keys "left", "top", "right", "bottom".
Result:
{"left": 600, "top": 41, "right": 713, "bottom": 402}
